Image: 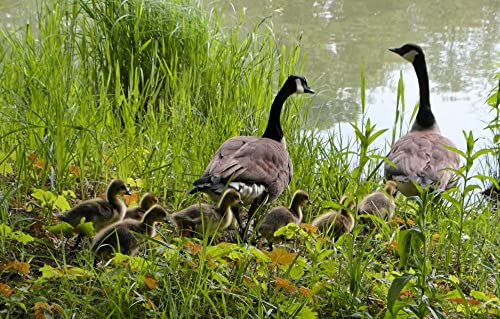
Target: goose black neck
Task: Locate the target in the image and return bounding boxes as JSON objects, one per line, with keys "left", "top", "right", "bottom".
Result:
{"left": 413, "top": 54, "right": 435, "bottom": 128}
{"left": 262, "top": 85, "right": 294, "bottom": 141}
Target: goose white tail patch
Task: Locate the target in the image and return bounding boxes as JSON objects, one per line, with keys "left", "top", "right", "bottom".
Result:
{"left": 229, "top": 182, "right": 266, "bottom": 204}
{"left": 402, "top": 49, "right": 419, "bottom": 63}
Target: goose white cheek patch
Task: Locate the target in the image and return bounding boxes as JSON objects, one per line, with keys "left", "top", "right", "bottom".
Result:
{"left": 295, "top": 78, "right": 305, "bottom": 93}
{"left": 402, "top": 50, "right": 419, "bottom": 63}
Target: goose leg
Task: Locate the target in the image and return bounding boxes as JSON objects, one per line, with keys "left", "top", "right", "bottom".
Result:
{"left": 232, "top": 206, "right": 245, "bottom": 233}
{"left": 239, "top": 200, "right": 261, "bottom": 241}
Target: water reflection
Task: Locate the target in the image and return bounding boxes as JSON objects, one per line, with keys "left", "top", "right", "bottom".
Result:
{"left": 211, "top": 0, "right": 500, "bottom": 151}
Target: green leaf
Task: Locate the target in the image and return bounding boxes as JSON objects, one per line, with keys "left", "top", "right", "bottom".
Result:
{"left": 31, "top": 188, "right": 56, "bottom": 207}
{"left": 75, "top": 218, "right": 95, "bottom": 236}
{"left": 54, "top": 195, "right": 71, "bottom": 212}
{"left": 47, "top": 222, "right": 74, "bottom": 236}
{"left": 10, "top": 231, "right": 35, "bottom": 244}
{"left": 397, "top": 230, "right": 412, "bottom": 268}
{"left": 289, "top": 265, "right": 305, "bottom": 280}
{"left": 274, "top": 223, "right": 300, "bottom": 239}
{"left": 295, "top": 305, "right": 318, "bottom": 319}
{"left": 0, "top": 162, "right": 13, "bottom": 175}
{"left": 387, "top": 273, "right": 415, "bottom": 315}
{"left": 248, "top": 247, "right": 271, "bottom": 263}
{"left": 0, "top": 223, "right": 13, "bottom": 238}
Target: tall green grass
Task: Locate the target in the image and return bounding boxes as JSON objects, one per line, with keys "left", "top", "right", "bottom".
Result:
{"left": 0, "top": 0, "right": 499, "bottom": 318}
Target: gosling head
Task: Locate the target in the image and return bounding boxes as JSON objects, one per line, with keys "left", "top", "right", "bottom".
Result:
{"left": 291, "top": 190, "right": 311, "bottom": 207}
{"left": 144, "top": 205, "right": 169, "bottom": 223}
{"left": 140, "top": 192, "right": 159, "bottom": 209}
{"left": 339, "top": 195, "right": 356, "bottom": 213}
{"left": 287, "top": 75, "right": 315, "bottom": 94}
{"left": 221, "top": 189, "right": 243, "bottom": 207}
{"left": 389, "top": 43, "right": 424, "bottom": 64}
{"left": 385, "top": 180, "right": 399, "bottom": 197}
{"left": 109, "top": 179, "right": 132, "bottom": 196}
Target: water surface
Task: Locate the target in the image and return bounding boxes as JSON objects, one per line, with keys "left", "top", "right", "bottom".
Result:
{"left": 212, "top": 0, "right": 500, "bottom": 152}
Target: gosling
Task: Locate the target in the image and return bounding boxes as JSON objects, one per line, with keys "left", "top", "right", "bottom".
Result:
{"left": 171, "top": 189, "right": 242, "bottom": 238}
{"left": 358, "top": 180, "right": 398, "bottom": 221}
{"left": 57, "top": 179, "right": 131, "bottom": 233}
{"left": 311, "top": 196, "right": 355, "bottom": 239}
{"left": 258, "top": 190, "right": 310, "bottom": 249}
{"left": 92, "top": 204, "right": 169, "bottom": 262}
{"left": 124, "top": 192, "right": 159, "bottom": 220}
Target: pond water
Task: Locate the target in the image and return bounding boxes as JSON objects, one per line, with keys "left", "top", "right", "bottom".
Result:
{"left": 2, "top": 0, "right": 500, "bottom": 154}
{"left": 211, "top": 0, "right": 500, "bottom": 154}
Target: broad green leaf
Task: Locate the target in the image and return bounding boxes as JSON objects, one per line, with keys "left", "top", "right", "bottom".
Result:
{"left": 289, "top": 265, "right": 305, "bottom": 280}
{"left": 0, "top": 223, "right": 13, "bottom": 237}
{"left": 0, "top": 162, "right": 13, "bottom": 175}
{"left": 10, "top": 231, "right": 34, "bottom": 244}
{"left": 75, "top": 218, "right": 95, "bottom": 236}
{"left": 53, "top": 195, "right": 71, "bottom": 212}
{"left": 387, "top": 273, "right": 415, "bottom": 315}
{"left": 47, "top": 222, "right": 74, "bottom": 236}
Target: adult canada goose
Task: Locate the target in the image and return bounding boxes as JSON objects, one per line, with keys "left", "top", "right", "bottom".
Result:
{"left": 189, "top": 75, "right": 314, "bottom": 237}
{"left": 124, "top": 192, "right": 159, "bottom": 220}
{"left": 258, "top": 190, "right": 310, "bottom": 250}
{"left": 385, "top": 43, "right": 460, "bottom": 197}
{"left": 57, "top": 179, "right": 131, "bottom": 232}
{"left": 311, "top": 196, "right": 355, "bottom": 239}
{"left": 171, "top": 189, "right": 242, "bottom": 238}
{"left": 92, "top": 205, "right": 169, "bottom": 262}
{"left": 358, "top": 180, "right": 398, "bottom": 220}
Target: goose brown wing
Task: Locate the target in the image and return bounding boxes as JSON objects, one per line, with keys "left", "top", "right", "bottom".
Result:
{"left": 385, "top": 132, "right": 460, "bottom": 189}
{"left": 201, "top": 137, "right": 292, "bottom": 199}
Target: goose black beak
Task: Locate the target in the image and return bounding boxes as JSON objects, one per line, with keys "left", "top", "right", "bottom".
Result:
{"left": 388, "top": 47, "right": 401, "bottom": 55}
{"left": 304, "top": 86, "right": 315, "bottom": 94}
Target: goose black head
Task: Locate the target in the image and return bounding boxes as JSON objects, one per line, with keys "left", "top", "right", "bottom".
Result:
{"left": 389, "top": 43, "right": 424, "bottom": 64}
{"left": 287, "top": 75, "right": 315, "bottom": 94}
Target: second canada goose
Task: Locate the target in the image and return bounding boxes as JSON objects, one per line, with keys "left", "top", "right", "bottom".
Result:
{"left": 311, "top": 196, "right": 355, "bottom": 239}
{"left": 385, "top": 43, "right": 460, "bottom": 197}
{"left": 124, "top": 192, "right": 159, "bottom": 220}
{"left": 171, "top": 189, "right": 242, "bottom": 238}
{"left": 258, "top": 190, "right": 310, "bottom": 249}
{"left": 358, "top": 180, "right": 398, "bottom": 220}
{"left": 188, "top": 75, "right": 314, "bottom": 238}
{"left": 57, "top": 179, "right": 131, "bottom": 232}
{"left": 92, "top": 205, "right": 169, "bottom": 262}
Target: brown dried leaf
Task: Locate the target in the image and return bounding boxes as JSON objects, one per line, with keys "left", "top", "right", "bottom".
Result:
{"left": 267, "top": 248, "right": 297, "bottom": 266}
{"left": 274, "top": 276, "right": 296, "bottom": 292}
{"left": 144, "top": 275, "right": 158, "bottom": 289}
{"left": 124, "top": 192, "right": 139, "bottom": 206}
{"left": 0, "top": 283, "right": 14, "bottom": 296}
{"left": 4, "top": 260, "right": 30, "bottom": 275}
{"left": 300, "top": 223, "right": 318, "bottom": 233}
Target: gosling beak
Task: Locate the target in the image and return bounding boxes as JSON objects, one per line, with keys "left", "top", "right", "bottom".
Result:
{"left": 125, "top": 187, "right": 132, "bottom": 195}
